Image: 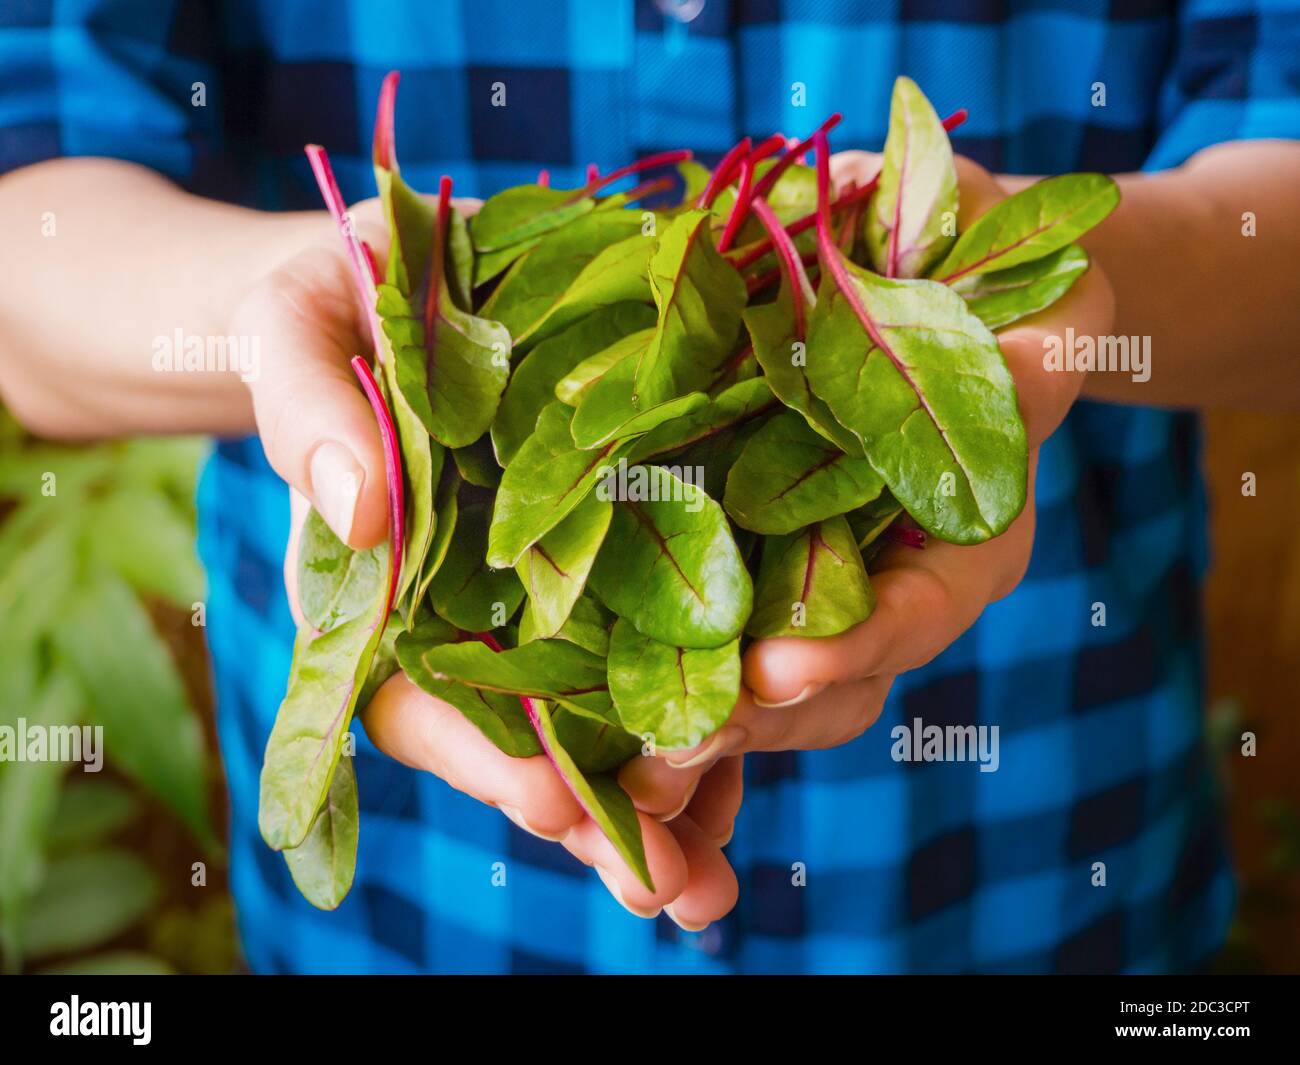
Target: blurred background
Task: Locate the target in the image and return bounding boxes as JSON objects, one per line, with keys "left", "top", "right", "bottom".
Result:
{"left": 0, "top": 405, "right": 1296, "bottom": 973}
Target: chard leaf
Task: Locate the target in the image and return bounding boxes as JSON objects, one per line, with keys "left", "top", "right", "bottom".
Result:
{"left": 297, "top": 508, "right": 384, "bottom": 633}
{"left": 395, "top": 620, "right": 542, "bottom": 757}
{"left": 429, "top": 494, "right": 524, "bottom": 632}
{"left": 634, "top": 209, "right": 748, "bottom": 406}
{"left": 552, "top": 707, "right": 642, "bottom": 773}
{"left": 627, "top": 377, "right": 777, "bottom": 462}
{"left": 398, "top": 637, "right": 612, "bottom": 719}
{"left": 555, "top": 342, "right": 632, "bottom": 405}
{"left": 482, "top": 210, "right": 650, "bottom": 339}
{"left": 724, "top": 410, "right": 884, "bottom": 535}
{"left": 746, "top": 282, "right": 862, "bottom": 456}
{"left": 932, "top": 174, "right": 1118, "bottom": 283}
{"left": 607, "top": 620, "right": 740, "bottom": 751}
{"left": 516, "top": 489, "right": 612, "bottom": 640}
{"left": 570, "top": 334, "right": 710, "bottom": 449}
{"left": 531, "top": 700, "right": 652, "bottom": 890}
{"left": 866, "top": 76, "right": 958, "bottom": 279}
{"left": 451, "top": 435, "right": 501, "bottom": 488}
{"left": 520, "top": 594, "right": 614, "bottom": 657}
{"left": 283, "top": 751, "right": 358, "bottom": 912}
{"left": 488, "top": 402, "right": 632, "bottom": 568}
{"left": 471, "top": 184, "right": 596, "bottom": 252}
{"left": 806, "top": 255, "right": 1027, "bottom": 543}
{"left": 380, "top": 283, "right": 511, "bottom": 449}
{"left": 516, "top": 232, "right": 657, "bottom": 350}
{"left": 588, "top": 465, "right": 751, "bottom": 648}
{"left": 407, "top": 465, "right": 460, "bottom": 623}
{"left": 953, "top": 244, "right": 1091, "bottom": 330}
{"left": 847, "top": 490, "right": 904, "bottom": 550}
{"left": 492, "top": 303, "right": 657, "bottom": 465}
{"left": 259, "top": 549, "right": 390, "bottom": 851}
{"left": 747, "top": 515, "right": 874, "bottom": 638}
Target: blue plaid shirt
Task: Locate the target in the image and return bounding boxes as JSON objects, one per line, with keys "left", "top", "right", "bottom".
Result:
{"left": 6, "top": 0, "right": 1298, "bottom": 973}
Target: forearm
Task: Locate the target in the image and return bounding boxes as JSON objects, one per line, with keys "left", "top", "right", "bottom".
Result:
{"left": 0, "top": 157, "right": 328, "bottom": 438}
{"left": 1009, "top": 140, "right": 1300, "bottom": 411}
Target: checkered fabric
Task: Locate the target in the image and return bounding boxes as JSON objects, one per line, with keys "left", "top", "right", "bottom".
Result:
{"left": 5, "top": 0, "right": 1298, "bottom": 973}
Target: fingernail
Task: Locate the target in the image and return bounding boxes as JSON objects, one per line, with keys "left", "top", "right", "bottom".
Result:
{"left": 655, "top": 778, "right": 700, "bottom": 823}
{"left": 595, "top": 866, "right": 661, "bottom": 919}
{"left": 310, "top": 441, "right": 364, "bottom": 543}
{"left": 712, "top": 826, "right": 734, "bottom": 848}
{"left": 753, "top": 682, "right": 826, "bottom": 708}
{"left": 500, "top": 805, "right": 563, "bottom": 843}
{"left": 664, "top": 903, "right": 710, "bottom": 933}
{"left": 666, "top": 725, "right": 746, "bottom": 769}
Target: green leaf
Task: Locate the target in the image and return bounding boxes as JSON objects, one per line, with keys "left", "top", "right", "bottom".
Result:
{"left": 866, "top": 76, "right": 958, "bottom": 279}
{"left": 570, "top": 332, "right": 710, "bottom": 449}
{"left": 297, "top": 508, "right": 384, "bottom": 633}
{"left": 627, "top": 377, "right": 777, "bottom": 463}
{"left": 745, "top": 282, "right": 862, "bottom": 455}
{"left": 634, "top": 209, "right": 748, "bottom": 406}
{"left": 551, "top": 706, "right": 642, "bottom": 773}
{"left": 531, "top": 699, "right": 651, "bottom": 890}
{"left": 724, "top": 409, "right": 885, "bottom": 535}
{"left": 953, "top": 244, "right": 1091, "bottom": 330}
{"left": 482, "top": 210, "right": 649, "bottom": 339}
{"left": 283, "top": 751, "right": 359, "bottom": 911}
{"left": 488, "top": 402, "right": 632, "bottom": 568}
{"left": 409, "top": 464, "right": 461, "bottom": 622}
{"left": 399, "top": 636, "right": 612, "bottom": 719}
{"left": 516, "top": 489, "right": 612, "bottom": 640}
{"left": 847, "top": 490, "right": 904, "bottom": 551}
{"left": 87, "top": 486, "right": 205, "bottom": 608}
{"left": 748, "top": 516, "right": 875, "bottom": 639}
{"left": 396, "top": 621, "right": 542, "bottom": 757}
{"left": 55, "top": 572, "right": 212, "bottom": 846}
{"left": 259, "top": 542, "right": 390, "bottom": 851}
{"left": 446, "top": 207, "right": 476, "bottom": 312}
{"left": 451, "top": 435, "right": 502, "bottom": 488}
{"left": 588, "top": 465, "right": 751, "bottom": 648}
{"left": 516, "top": 231, "right": 658, "bottom": 350}
{"left": 492, "top": 303, "right": 658, "bottom": 465}
{"left": 555, "top": 341, "right": 634, "bottom": 405}
{"left": 471, "top": 184, "right": 596, "bottom": 252}
{"left": 607, "top": 619, "right": 739, "bottom": 750}
{"left": 21, "top": 849, "right": 159, "bottom": 959}
{"left": 380, "top": 283, "right": 511, "bottom": 449}
{"left": 806, "top": 256, "right": 1028, "bottom": 543}
{"left": 430, "top": 494, "right": 524, "bottom": 631}
{"left": 358, "top": 611, "right": 405, "bottom": 708}
{"left": 47, "top": 777, "right": 139, "bottom": 851}
{"left": 932, "top": 174, "right": 1118, "bottom": 283}
{"left": 520, "top": 594, "right": 614, "bottom": 657}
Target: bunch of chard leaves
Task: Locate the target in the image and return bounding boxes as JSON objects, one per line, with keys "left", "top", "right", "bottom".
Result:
{"left": 261, "top": 72, "right": 1118, "bottom": 907}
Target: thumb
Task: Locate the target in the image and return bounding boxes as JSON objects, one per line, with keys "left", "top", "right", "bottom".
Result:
{"left": 237, "top": 248, "right": 389, "bottom": 549}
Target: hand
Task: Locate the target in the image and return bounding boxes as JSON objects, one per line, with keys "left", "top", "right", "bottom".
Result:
{"left": 249, "top": 196, "right": 742, "bottom": 928}
{"left": 620, "top": 150, "right": 1116, "bottom": 815}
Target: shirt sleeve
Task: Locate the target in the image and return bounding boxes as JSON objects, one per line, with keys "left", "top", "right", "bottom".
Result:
{"left": 1146, "top": 0, "right": 1300, "bottom": 169}
{"left": 0, "top": 1, "right": 224, "bottom": 183}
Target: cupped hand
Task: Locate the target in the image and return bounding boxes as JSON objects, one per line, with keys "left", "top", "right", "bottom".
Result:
{"left": 621, "top": 150, "right": 1115, "bottom": 817}
{"left": 251, "top": 195, "right": 742, "bottom": 928}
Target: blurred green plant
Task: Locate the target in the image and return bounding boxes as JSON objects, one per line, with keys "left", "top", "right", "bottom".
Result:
{"left": 0, "top": 411, "right": 225, "bottom": 972}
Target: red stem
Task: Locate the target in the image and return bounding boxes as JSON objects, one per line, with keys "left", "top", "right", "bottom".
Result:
{"left": 571, "top": 149, "right": 692, "bottom": 202}
{"left": 749, "top": 197, "right": 813, "bottom": 336}
{"left": 350, "top": 356, "right": 406, "bottom": 615}
{"left": 615, "top": 175, "right": 673, "bottom": 205}
{"left": 750, "top": 112, "right": 842, "bottom": 203}
{"left": 885, "top": 523, "right": 927, "bottom": 549}
{"left": 586, "top": 163, "right": 600, "bottom": 183}
{"left": 423, "top": 176, "right": 452, "bottom": 337}
{"left": 729, "top": 178, "right": 877, "bottom": 270}
{"left": 696, "top": 137, "right": 751, "bottom": 209}
{"left": 372, "top": 71, "right": 400, "bottom": 170}
{"left": 942, "top": 108, "right": 968, "bottom": 133}
{"left": 305, "top": 144, "right": 387, "bottom": 364}
{"left": 716, "top": 157, "right": 755, "bottom": 253}
{"left": 746, "top": 248, "right": 818, "bottom": 296}
{"left": 536, "top": 168, "right": 550, "bottom": 187}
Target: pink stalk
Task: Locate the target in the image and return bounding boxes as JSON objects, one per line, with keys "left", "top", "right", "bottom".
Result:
{"left": 886, "top": 523, "right": 927, "bottom": 549}
{"left": 571, "top": 148, "right": 692, "bottom": 203}
{"left": 696, "top": 137, "right": 752, "bottom": 208}
{"left": 942, "top": 108, "right": 968, "bottom": 133}
{"left": 614, "top": 175, "right": 673, "bottom": 205}
{"left": 361, "top": 241, "right": 381, "bottom": 286}
{"left": 372, "top": 71, "right": 400, "bottom": 170}
{"left": 749, "top": 197, "right": 814, "bottom": 336}
{"left": 750, "top": 112, "right": 842, "bottom": 202}
{"left": 729, "top": 178, "right": 877, "bottom": 270}
{"left": 350, "top": 356, "right": 406, "bottom": 614}
{"left": 537, "top": 168, "right": 550, "bottom": 187}
{"left": 586, "top": 163, "right": 600, "bottom": 183}
{"left": 306, "top": 144, "right": 387, "bottom": 364}
{"left": 716, "top": 156, "right": 755, "bottom": 253}
{"left": 423, "top": 176, "right": 453, "bottom": 337}
{"left": 836, "top": 180, "right": 863, "bottom": 253}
